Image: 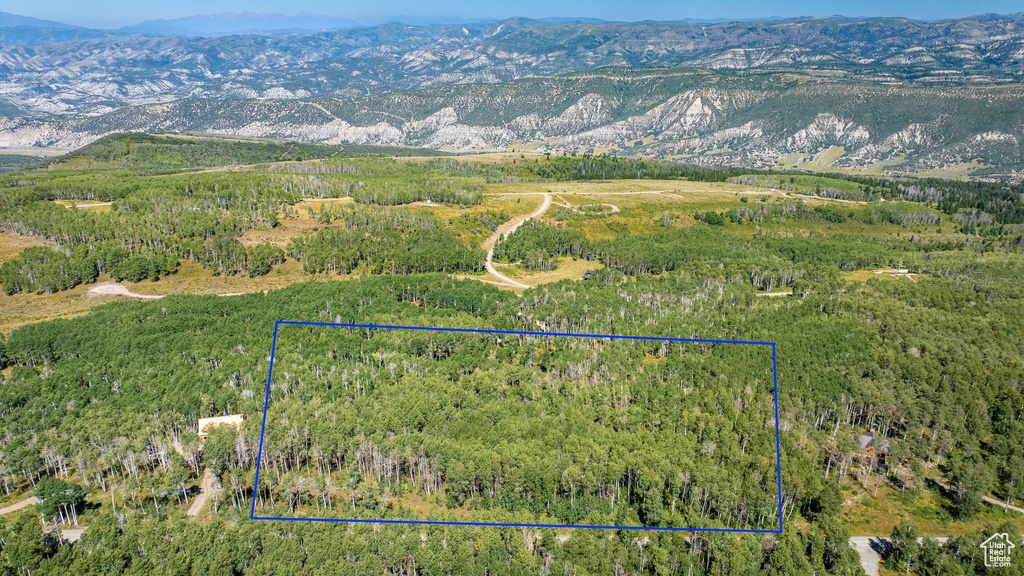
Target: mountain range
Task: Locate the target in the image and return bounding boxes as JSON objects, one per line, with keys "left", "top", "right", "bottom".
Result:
{"left": 0, "top": 12, "right": 616, "bottom": 44}
{"left": 1, "top": 12, "right": 1023, "bottom": 179}
{"left": 2, "top": 68, "right": 1021, "bottom": 180}
{"left": 3, "top": 14, "right": 1023, "bottom": 115}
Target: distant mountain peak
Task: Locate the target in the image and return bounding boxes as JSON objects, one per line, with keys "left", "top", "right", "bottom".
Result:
{"left": 1, "top": 11, "right": 85, "bottom": 30}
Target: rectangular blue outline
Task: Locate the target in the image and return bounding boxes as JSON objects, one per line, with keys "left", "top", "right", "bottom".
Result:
{"left": 251, "top": 322, "right": 783, "bottom": 534}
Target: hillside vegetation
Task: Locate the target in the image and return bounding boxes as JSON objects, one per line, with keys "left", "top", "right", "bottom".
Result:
{"left": 49, "top": 133, "right": 441, "bottom": 170}
{"left": 0, "top": 145, "right": 1022, "bottom": 576}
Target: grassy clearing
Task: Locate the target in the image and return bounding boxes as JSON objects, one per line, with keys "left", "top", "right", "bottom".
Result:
{"left": 52, "top": 199, "right": 114, "bottom": 212}
{"left": 0, "top": 232, "right": 57, "bottom": 264}
{"left": 238, "top": 210, "right": 353, "bottom": 248}
{"left": 815, "top": 145, "right": 847, "bottom": 166}
{"left": 730, "top": 173, "right": 869, "bottom": 198}
{"left": 775, "top": 151, "right": 903, "bottom": 178}
{"left": 484, "top": 179, "right": 930, "bottom": 242}
{"left": 398, "top": 151, "right": 539, "bottom": 166}
{"left": 0, "top": 260, "right": 345, "bottom": 334}
{"left": 776, "top": 146, "right": 846, "bottom": 169}
{"left": 291, "top": 197, "right": 354, "bottom": 212}
{"left": 0, "top": 282, "right": 105, "bottom": 336}
{"left": 118, "top": 259, "right": 338, "bottom": 297}
{"left": 843, "top": 477, "right": 1024, "bottom": 537}
{"left": 241, "top": 194, "right": 529, "bottom": 250}
{"left": 502, "top": 257, "right": 603, "bottom": 286}
{"left": 918, "top": 160, "right": 988, "bottom": 180}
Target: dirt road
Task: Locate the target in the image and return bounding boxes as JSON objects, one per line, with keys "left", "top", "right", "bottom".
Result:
{"left": 90, "top": 282, "right": 270, "bottom": 300}
{"left": 49, "top": 526, "right": 87, "bottom": 543}
{"left": 187, "top": 468, "right": 216, "bottom": 517}
{"left": 482, "top": 192, "right": 551, "bottom": 289}
{"left": 171, "top": 440, "right": 216, "bottom": 517}
{"left": 0, "top": 496, "right": 40, "bottom": 515}
{"left": 89, "top": 283, "right": 164, "bottom": 299}
{"left": 929, "top": 478, "right": 1024, "bottom": 514}
{"left": 756, "top": 291, "right": 792, "bottom": 298}
{"left": 983, "top": 495, "right": 1024, "bottom": 514}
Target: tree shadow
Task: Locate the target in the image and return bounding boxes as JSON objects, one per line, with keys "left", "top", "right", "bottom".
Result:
{"left": 868, "top": 537, "right": 892, "bottom": 557}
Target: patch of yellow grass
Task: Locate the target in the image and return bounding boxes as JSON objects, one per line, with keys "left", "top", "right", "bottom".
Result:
{"left": 776, "top": 147, "right": 847, "bottom": 169}
{"left": 813, "top": 145, "right": 847, "bottom": 166}
{"left": 52, "top": 199, "right": 113, "bottom": 213}
{"left": 396, "top": 151, "right": 535, "bottom": 166}
{"left": 291, "top": 197, "right": 354, "bottom": 213}
{"left": 918, "top": 160, "right": 988, "bottom": 180}
{"left": 503, "top": 258, "right": 604, "bottom": 287}
{"left": 117, "top": 259, "right": 337, "bottom": 297}
{"left": 0, "top": 282, "right": 103, "bottom": 335}
{"left": 485, "top": 178, "right": 759, "bottom": 198}
{"left": 0, "top": 260, "right": 350, "bottom": 335}
{"left": 484, "top": 180, "right": 781, "bottom": 241}
{"left": 0, "top": 232, "right": 57, "bottom": 264}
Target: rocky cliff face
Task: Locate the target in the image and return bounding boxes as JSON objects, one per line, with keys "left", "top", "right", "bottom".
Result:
{"left": 785, "top": 114, "right": 871, "bottom": 150}
{"left": 1, "top": 68, "right": 1022, "bottom": 180}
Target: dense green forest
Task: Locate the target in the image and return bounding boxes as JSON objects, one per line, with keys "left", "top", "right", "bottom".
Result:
{"left": 256, "top": 323, "right": 780, "bottom": 530}
{"left": 50, "top": 133, "right": 444, "bottom": 171}
{"left": 1, "top": 142, "right": 1023, "bottom": 575}
{"left": 288, "top": 207, "right": 485, "bottom": 274}
{"left": 732, "top": 173, "right": 1024, "bottom": 229}
{"left": 525, "top": 155, "right": 753, "bottom": 182}
{"left": 493, "top": 220, "right": 592, "bottom": 270}
{"left": 0, "top": 155, "right": 42, "bottom": 174}
{"left": 2, "top": 255, "right": 1022, "bottom": 573}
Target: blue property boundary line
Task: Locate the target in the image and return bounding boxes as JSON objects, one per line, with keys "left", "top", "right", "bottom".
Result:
{"left": 250, "top": 321, "right": 784, "bottom": 534}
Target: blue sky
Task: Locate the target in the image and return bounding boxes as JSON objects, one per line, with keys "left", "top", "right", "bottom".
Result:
{"left": 4, "top": 0, "right": 1022, "bottom": 29}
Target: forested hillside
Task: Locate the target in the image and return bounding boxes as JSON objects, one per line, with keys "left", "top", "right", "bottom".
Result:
{"left": 48, "top": 133, "right": 442, "bottom": 171}
{"left": 0, "top": 145, "right": 1022, "bottom": 575}
{"left": 0, "top": 149, "right": 489, "bottom": 294}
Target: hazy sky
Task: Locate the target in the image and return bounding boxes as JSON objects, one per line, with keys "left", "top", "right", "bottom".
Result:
{"left": 4, "top": 0, "right": 1021, "bottom": 29}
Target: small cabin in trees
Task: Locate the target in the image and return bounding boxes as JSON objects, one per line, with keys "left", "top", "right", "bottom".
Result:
{"left": 198, "top": 414, "right": 244, "bottom": 443}
{"left": 858, "top": 430, "right": 888, "bottom": 457}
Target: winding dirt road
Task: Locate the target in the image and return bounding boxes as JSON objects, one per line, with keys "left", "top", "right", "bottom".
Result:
{"left": 482, "top": 192, "right": 551, "bottom": 289}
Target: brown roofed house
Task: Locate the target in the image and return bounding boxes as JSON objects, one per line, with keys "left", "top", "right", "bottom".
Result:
{"left": 197, "top": 414, "right": 244, "bottom": 443}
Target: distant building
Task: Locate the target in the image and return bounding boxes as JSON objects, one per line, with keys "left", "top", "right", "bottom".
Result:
{"left": 582, "top": 270, "right": 594, "bottom": 280}
{"left": 198, "top": 414, "right": 244, "bottom": 443}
